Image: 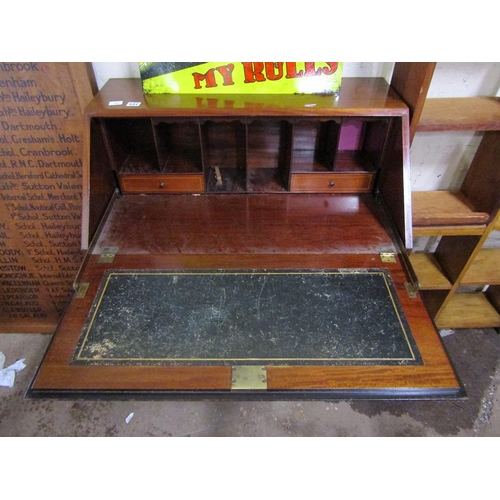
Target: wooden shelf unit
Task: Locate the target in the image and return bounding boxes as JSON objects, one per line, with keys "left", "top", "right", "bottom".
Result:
{"left": 391, "top": 63, "right": 500, "bottom": 329}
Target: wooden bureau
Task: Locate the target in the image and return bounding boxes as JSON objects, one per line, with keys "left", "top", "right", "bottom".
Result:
{"left": 28, "top": 78, "right": 462, "bottom": 399}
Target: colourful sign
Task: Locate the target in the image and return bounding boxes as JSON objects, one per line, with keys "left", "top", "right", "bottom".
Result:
{"left": 139, "top": 62, "right": 343, "bottom": 94}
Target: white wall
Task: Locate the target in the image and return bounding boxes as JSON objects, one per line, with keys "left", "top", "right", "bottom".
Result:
{"left": 427, "top": 63, "right": 500, "bottom": 97}
{"left": 92, "top": 62, "right": 140, "bottom": 89}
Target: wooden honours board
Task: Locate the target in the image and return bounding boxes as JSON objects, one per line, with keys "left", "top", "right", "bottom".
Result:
{"left": 0, "top": 62, "right": 93, "bottom": 333}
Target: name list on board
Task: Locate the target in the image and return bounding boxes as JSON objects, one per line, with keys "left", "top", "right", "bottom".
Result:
{"left": 0, "top": 62, "right": 90, "bottom": 333}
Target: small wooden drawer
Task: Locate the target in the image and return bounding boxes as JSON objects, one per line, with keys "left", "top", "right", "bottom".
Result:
{"left": 290, "top": 173, "right": 374, "bottom": 193}
{"left": 119, "top": 174, "right": 205, "bottom": 194}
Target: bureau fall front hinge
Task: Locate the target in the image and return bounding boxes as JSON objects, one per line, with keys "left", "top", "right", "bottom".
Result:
{"left": 405, "top": 282, "right": 419, "bottom": 298}
{"left": 75, "top": 282, "right": 90, "bottom": 298}
{"left": 380, "top": 252, "right": 397, "bottom": 263}
{"left": 231, "top": 366, "right": 268, "bottom": 390}
{"left": 98, "top": 246, "right": 119, "bottom": 263}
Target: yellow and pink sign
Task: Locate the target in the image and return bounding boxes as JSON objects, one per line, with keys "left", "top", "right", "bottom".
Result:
{"left": 139, "top": 62, "right": 343, "bottom": 94}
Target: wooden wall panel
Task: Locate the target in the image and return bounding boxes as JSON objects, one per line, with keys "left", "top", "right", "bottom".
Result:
{"left": 0, "top": 62, "right": 93, "bottom": 333}
{"left": 390, "top": 62, "right": 436, "bottom": 143}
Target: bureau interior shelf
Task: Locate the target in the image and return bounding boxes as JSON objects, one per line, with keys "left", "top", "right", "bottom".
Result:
{"left": 245, "top": 119, "right": 289, "bottom": 193}
{"left": 120, "top": 151, "right": 160, "bottom": 174}
{"left": 155, "top": 119, "right": 204, "bottom": 174}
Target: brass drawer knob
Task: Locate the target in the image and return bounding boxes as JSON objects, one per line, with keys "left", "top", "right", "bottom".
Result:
{"left": 328, "top": 181, "right": 335, "bottom": 187}
{"left": 159, "top": 182, "right": 165, "bottom": 188}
